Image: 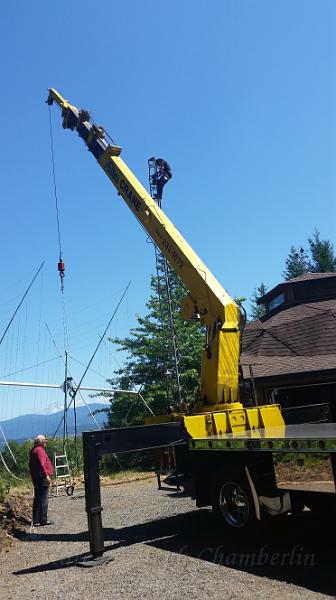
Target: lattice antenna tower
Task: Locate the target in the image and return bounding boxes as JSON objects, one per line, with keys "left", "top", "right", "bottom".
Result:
{"left": 148, "top": 158, "right": 183, "bottom": 410}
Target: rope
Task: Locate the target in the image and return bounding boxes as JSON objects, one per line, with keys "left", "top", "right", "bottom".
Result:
{"left": 61, "top": 291, "right": 70, "bottom": 355}
{"left": 48, "top": 109, "right": 74, "bottom": 459}
{"left": 52, "top": 281, "right": 132, "bottom": 439}
{"left": 0, "top": 355, "right": 62, "bottom": 379}
{"left": 0, "top": 262, "right": 44, "bottom": 348}
{"left": 72, "top": 283, "right": 131, "bottom": 464}
{"left": 0, "top": 425, "right": 17, "bottom": 464}
{"left": 48, "top": 107, "right": 62, "bottom": 260}
{"left": 72, "top": 282, "right": 132, "bottom": 398}
{"left": 70, "top": 355, "right": 114, "bottom": 381}
{"left": 34, "top": 267, "right": 44, "bottom": 414}
{"left": 48, "top": 108, "right": 69, "bottom": 343}
{"left": 0, "top": 451, "right": 26, "bottom": 481}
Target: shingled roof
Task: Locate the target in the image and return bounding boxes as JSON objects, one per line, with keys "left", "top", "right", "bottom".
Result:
{"left": 258, "top": 271, "right": 336, "bottom": 309}
{"left": 277, "top": 272, "right": 336, "bottom": 285}
{"left": 241, "top": 298, "right": 336, "bottom": 382}
{"left": 241, "top": 354, "right": 336, "bottom": 381}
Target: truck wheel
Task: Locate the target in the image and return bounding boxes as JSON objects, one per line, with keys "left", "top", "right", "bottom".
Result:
{"left": 212, "top": 471, "right": 257, "bottom": 531}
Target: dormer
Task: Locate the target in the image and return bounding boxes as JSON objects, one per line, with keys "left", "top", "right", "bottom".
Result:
{"left": 257, "top": 272, "right": 336, "bottom": 319}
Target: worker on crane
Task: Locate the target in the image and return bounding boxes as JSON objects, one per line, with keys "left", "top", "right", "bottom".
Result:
{"left": 151, "top": 158, "right": 172, "bottom": 200}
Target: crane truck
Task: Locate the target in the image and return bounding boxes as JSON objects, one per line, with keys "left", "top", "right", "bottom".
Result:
{"left": 47, "top": 89, "right": 336, "bottom": 560}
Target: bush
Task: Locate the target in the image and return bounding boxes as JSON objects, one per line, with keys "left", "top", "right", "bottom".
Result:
{"left": 0, "top": 479, "right": 7, "bottom": 502}
{"left": 100, "top": 449, "right": 155, "bottom": 475}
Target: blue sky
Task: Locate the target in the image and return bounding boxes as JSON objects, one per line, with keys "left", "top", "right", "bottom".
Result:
{"left": 0, "top": 1, "right": 335, "bottom": 423}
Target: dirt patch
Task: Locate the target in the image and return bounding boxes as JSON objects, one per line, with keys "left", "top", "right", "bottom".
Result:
{"left": 0, "top": 494, "right": 31, "bottom": 553}
{"left": 274, "top": 456, "right": 333, "bottom": 482}
{"left": 72, "top": 471, "right": 155, "bottom": 490}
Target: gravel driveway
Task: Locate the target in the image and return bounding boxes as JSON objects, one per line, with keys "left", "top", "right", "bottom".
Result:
{"left": 0, "top": 477, "right": 335, "bottom": 600}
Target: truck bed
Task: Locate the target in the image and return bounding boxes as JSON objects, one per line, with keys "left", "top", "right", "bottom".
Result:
{"left": 188, "top": 422, "right": 336, "bottom": 453}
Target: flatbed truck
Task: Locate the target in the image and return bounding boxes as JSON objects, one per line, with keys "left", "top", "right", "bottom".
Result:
{"left": 47, "top": 89, "right": 336, "bottom": 559}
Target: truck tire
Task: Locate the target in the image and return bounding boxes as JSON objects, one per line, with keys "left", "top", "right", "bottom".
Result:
{"left": 212, "top": 469, "right": 257, "bottom": 532}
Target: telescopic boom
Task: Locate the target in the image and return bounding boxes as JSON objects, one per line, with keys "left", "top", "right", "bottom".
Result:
{"left": 47, "top": 88, "right": 241, "bottom": 411}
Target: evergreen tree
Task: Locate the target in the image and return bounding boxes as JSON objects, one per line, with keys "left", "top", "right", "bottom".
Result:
{"left": 105, "top": 264, "right": 204, "bottom": 427}
{"left": 249, "top": 282, "right": 268, "bottom": 320}
{"left": 282, "top": 231, "right": 336, "bottom": 280}
{"left": 282, "top": 246, "right": 309, "bottom": 280}
{"left": 308, "top": 229, "right": 336, "bottom": 273}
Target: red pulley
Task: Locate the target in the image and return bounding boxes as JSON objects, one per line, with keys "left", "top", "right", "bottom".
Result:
{"left": 58, "top": 260, "right": 65, "bottom": 274}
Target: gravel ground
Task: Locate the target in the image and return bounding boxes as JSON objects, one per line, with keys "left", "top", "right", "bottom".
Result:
{"left": 0, "top": 477, "right": 335, "bottom": 600}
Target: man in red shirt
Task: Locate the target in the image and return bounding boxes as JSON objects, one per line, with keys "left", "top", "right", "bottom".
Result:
{"left": 29, "top": 434, "right": 54, "bottom": 526}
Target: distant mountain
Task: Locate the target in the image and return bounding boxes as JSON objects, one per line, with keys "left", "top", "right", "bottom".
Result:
{"left": 0, "top": 403, "right": 109, "bottom": 443}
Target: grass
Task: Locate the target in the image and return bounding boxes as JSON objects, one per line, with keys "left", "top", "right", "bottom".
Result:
{"left": 74, "top": 469, "right": 155, "bottom": 489}
{"left": 101, "top": 469, "right": 154, "bottom": 484}
{"left": 1, "top": 468, "right": 154, "bottom": 494}
{"left": 1, "top": 480, "right": 32, "bottom": 498}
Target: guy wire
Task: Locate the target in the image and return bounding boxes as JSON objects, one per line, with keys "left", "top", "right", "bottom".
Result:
{"left": 48, "top": 106, "right": 62, "bottom": 260}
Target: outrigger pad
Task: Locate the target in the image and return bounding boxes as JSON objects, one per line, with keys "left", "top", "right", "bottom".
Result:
{"left": 76, "top": 551, "right": 115, "bottom": 568}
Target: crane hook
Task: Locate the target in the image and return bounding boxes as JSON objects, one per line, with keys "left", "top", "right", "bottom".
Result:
{"left": 58, "top": 256, "right": 65, "bottom": 293}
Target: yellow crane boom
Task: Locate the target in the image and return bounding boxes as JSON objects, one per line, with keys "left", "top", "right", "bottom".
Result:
{"left": 47, "top": 88, "right": 284, "bottom": 436}
{"left": 47, "top": 88, "right": 240, "bottom": 411}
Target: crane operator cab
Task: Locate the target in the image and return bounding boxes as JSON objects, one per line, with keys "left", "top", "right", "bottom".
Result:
{"left": 149, "top": 157, "right": 172, "bottom": 201}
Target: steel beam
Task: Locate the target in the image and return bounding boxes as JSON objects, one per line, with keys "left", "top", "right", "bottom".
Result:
{"left": 82, "top": 423, "right": 186, "bottom": 558}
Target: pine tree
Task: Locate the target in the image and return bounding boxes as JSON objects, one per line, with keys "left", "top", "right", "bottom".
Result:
{"left": 308, "top": 230, "right": 336, "bottom": 273}
{"left": 105, "top": 266, "right": 204, "bottom": 427}
{"left": 249, "top": 283, "right": 268, "bottom": 320}
{"left": 282, "top": 232, "right": 336, "bottom": 280}
{"left": 282, "top": 246, "right": 309, "bottom": 280}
